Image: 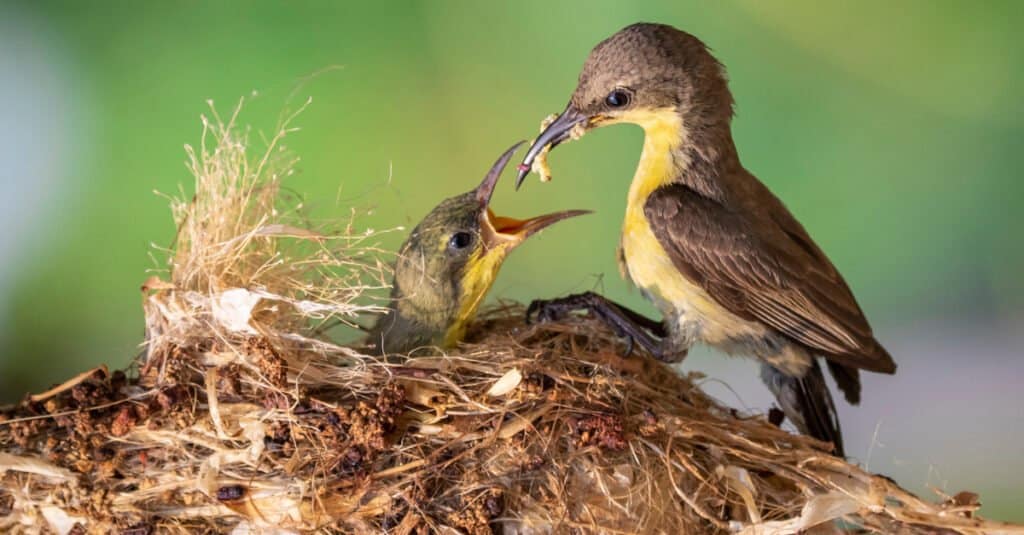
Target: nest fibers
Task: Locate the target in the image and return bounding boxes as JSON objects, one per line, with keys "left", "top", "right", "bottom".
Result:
{"left": 1, "top": 102, "right": 1021, "bottom": 535}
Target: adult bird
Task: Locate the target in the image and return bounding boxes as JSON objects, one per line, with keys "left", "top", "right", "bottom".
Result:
{"left": 365, "top": 142, "right": 588, "bottom": 354}
{"left": 515, "top": 23, "right": 895, "bottom": 456}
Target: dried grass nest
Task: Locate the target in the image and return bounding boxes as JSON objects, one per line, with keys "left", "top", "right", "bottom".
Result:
{"left": 1, "top": 102, "right": 1022, "bottom": 535}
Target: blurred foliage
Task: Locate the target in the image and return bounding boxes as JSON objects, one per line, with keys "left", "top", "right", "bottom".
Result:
{"left": 1, "top": 0, "right": 1022, "bottom": 520}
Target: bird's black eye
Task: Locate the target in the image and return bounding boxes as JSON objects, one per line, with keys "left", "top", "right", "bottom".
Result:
{"left": 448, "top": 232, "right": 473, "bottom": 250}
{"left": 605, "top": 89, "right": 631, "bottom": 108}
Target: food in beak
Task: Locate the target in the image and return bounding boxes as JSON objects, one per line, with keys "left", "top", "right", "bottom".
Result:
{"left": 517, "top": 113, "right": 561, "bottom": 183}
{"left": 515, "top": 108, "right": 588, "bottom": 188}
{"left": 476, "top": 140, "right": 591, "bottom": 251}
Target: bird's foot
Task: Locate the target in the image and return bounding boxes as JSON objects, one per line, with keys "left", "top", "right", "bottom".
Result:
{"left": 525, "top": 295, "right": 579, "bottom": 324}
{"left": 526, "top": 291, "right": 670, "bottom": 359}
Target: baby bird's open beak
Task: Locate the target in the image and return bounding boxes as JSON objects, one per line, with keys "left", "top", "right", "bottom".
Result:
{"left": 474, "top": 141, "right": 590, "bottom": 252}
{"left": 483, "top": 208, "right": 589, "bottom": 250}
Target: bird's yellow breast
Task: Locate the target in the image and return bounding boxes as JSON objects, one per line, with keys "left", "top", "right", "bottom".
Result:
{"left": 616, "top": 108, "right": 763, "bottom": 344}
{"left": 443, "top": 246, "right": 507, "bottom": 346}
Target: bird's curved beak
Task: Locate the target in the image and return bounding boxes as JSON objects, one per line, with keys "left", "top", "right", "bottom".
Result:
{"left": 514, "top": 104, "right": 587, "bottom": 189}
{"left": 475, "top": 140, "right": 590, "bottom": 251}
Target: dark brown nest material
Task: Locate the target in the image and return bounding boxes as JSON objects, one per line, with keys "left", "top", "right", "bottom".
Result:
{"left": 2, "top": 102, "right": 1021, "bottom": 535}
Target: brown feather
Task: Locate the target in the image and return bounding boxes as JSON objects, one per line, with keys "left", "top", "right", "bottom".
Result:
{"left": 644, "top": 183, "right": 896, "bottom": 374}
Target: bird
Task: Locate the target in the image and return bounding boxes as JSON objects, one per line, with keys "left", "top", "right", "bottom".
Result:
{"left": 365, "top": 142, "right": 589, "bottom": 354}
{"left": 514, "top": 23, "right": 896, "bottom": 456}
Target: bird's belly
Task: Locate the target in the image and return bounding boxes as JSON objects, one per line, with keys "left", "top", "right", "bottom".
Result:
{"left": 620, "top": 210, "right": 768, "bottom": 347}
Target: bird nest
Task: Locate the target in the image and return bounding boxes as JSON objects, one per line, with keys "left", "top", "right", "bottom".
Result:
{"left": 1, "top": 102, "right": 1021, "bottom": 535}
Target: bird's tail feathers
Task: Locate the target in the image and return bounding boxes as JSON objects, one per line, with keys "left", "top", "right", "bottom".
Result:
{"left": 761, "top": 360, "right": 845, "bottom": 457}
{"left": 826, "top": 360, "right": 861, "bottom": 405}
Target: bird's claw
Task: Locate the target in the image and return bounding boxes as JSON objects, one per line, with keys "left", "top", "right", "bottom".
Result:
{"left": 526, "top": 294, "right": 641, "bottom": 357}
{"left": 526, "top": 294, "right": 596, "bottom": 325}
{"left": 620, "top": 334, "right": 635, "bottom": 356}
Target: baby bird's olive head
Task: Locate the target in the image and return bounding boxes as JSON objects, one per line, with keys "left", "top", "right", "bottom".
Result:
{"left": 389, "top": 142, "right": 589, "bottom": 348}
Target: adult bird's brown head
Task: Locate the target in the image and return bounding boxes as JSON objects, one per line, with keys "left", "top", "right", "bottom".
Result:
{"left": 366, "top": 142, "right": 590, "bottom": 354}
{"left": 516, "top": 22, "right": 735, "bottom": 191}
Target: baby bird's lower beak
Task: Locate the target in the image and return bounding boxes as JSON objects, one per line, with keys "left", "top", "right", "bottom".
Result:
{"left": 481, "top": 208, "right": 590, "bottom": 251}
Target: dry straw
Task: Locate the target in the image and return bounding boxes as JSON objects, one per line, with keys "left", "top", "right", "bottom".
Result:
{"left": 1, "top": 101, "right": 1021, "bottom": 535}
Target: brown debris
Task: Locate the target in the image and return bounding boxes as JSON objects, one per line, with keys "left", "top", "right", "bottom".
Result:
{"left": 574, "top": 412, "right": 628, "bottom": 451}
{"left": 447, "top": 488, "right": 504, "bottom": 535}
{"left": 944, "top": 490, "right": 982, "bottom": 519}
{"left": 154, "top": 385, "right": 188, "bottom": 412}
{"left": 110, "top": 406, "right": 137, "bottom": 437}
{"left": 251, "top": 338, "right": 288, "bottom": 389}
{"left": 0, "top": 490, "right": 12, "bottom": 517}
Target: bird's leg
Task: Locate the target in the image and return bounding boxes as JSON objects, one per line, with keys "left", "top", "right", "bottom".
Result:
{"left": 526, "top": 291, "right": 681, "bottom": 361}
{"left": 528, "top": 292, "right": 665, "bottom": 333}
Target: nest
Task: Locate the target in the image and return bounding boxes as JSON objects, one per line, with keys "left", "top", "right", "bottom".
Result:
{"left": 2, "top": 101, "right": 1021, "bottom": 535}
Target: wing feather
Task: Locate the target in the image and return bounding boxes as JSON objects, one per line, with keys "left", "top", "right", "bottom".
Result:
{"left": 644, "top": 184, "right": 895, "bottom": 373}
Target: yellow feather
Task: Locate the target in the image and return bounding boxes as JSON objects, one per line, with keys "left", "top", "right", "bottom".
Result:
{"left": 615, "top": 107, "right": 765, "bottom": 344}
{"left": 443, "top": 246, "right": 508, "bottom": 346}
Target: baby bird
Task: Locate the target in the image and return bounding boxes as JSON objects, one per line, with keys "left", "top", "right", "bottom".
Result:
{"left": 366, "top": 142, "right": 589, "bottom": 353}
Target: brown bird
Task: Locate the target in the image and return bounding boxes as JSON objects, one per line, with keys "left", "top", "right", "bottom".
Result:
{"left": 516, "top": 23, "right": 896, "bottom": 455}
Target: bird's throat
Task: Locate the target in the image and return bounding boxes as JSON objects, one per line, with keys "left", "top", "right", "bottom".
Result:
{"left": 622, "top": 107, "right": 687, "bottom": 211}
{"left": 622, "top": 107, "right": 687, "bottom": 248}
{"left": 444, "top": 249, "right": 507, "bottom": 346}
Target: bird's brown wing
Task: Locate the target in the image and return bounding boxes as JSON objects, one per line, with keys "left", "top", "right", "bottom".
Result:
{"left": 644, "top": 184, "right": 895, "bottom": 374}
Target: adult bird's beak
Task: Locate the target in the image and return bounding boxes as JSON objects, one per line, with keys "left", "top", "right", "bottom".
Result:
{"left": 514, "top": 104, "right": 587, "bottom": 189}
{"left": 475, "top": 140, "right": 590, "bottom": 251}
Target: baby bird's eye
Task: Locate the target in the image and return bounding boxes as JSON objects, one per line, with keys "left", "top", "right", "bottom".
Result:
{"left": 605, "top": 89, "right": 631, "bottom": 108}
{"left": 448, "top": 231, "right": 473, "bottom": 250}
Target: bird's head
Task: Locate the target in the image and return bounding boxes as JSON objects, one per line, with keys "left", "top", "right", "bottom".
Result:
{"left": 516, "top": 23, "right": 735, "bottom": 188}
{"left": 392, "top": 142, "right": 589, "bottom": 346}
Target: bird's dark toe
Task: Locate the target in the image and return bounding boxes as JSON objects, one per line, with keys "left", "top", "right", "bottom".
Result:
{"left": 621, "top": 335, "right": 635, "bottom": 356}
{"left": 524, "top": 300, "right": 542, "bottom": 324}
{"left": 526, "top": 298, "right": 571, "bottom": 324}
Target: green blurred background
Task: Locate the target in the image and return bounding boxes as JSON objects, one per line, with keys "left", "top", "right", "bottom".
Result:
{"left": 2, "top": 0, "right": 1022, "bottom": 521}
